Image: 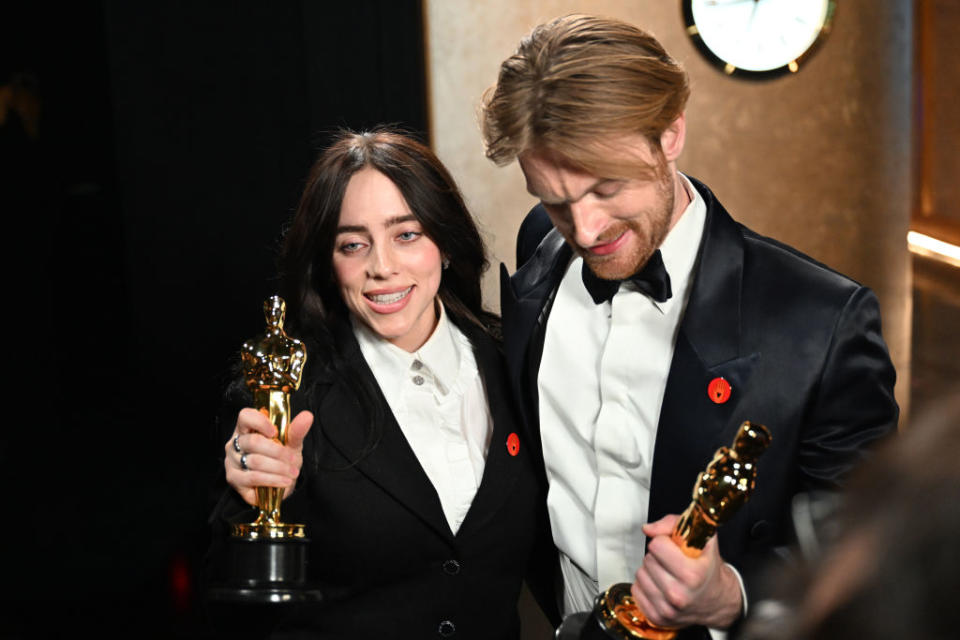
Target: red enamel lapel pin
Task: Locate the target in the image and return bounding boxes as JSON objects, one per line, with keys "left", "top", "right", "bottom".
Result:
{"left": 708, "top": 377, "right": 732, "bottom": 404}
{"left": 506, "top": 432, "right": 520, "bottom": 456}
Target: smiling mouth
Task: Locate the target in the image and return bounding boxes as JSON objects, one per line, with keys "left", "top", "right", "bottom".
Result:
{"left": 365, "top": 286, "right": 413, "bottom": 305}
{"left": 588, "top": 230, "right": 630, "bottom": 256}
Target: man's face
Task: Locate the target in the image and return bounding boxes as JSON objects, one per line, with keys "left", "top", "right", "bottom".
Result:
{"left": 518, "top": 134, "right": 682, "bottom": 280}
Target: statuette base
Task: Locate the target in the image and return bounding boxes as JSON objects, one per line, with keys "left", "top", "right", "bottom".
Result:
{"left": 207, "top": 533, "right": 320, "bottom": 604}
{"left": 232, "top": 522, "right": 306, "bottom": 540}
{"left": 595, "top": 583, "right": 676, "bottom": 640}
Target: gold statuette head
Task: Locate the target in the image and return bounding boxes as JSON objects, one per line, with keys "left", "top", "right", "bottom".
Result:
{"left": 240, "top": 296, "right": 307, "bottom": 393}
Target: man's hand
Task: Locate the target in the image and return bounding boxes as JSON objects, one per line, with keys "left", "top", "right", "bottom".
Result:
{"left": 630, "top": 514, "right": 743, "bottom": 630}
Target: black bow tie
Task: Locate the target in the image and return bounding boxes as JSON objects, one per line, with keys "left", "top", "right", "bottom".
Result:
{"left": 581, "top": 249, "right": 672, "bottom": 304}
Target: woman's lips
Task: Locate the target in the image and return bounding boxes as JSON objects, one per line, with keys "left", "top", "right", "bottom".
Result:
{"left": 364, "top": 285, "right": 413, "bottom": 312}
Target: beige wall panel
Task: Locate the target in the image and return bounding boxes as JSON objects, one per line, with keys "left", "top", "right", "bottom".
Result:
{"left": 425, "top": 0, "right": 911, "bottom": 416}
{"left": 919, "top": 0, "right": 960, "bottom": 229}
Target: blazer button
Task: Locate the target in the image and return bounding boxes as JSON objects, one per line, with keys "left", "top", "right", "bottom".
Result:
{"left": 442, "top": 559, "right": 461, "bottom": 575}
{"left": 438, "top": 620, "right": 456, "bottom": 637}
{"left": 750, "top": 520, "right": 771, "bottom": 540}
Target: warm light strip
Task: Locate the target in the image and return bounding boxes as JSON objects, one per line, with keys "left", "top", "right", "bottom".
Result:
{"left": 908, "top": 231, "right": 960, "bottom": 268}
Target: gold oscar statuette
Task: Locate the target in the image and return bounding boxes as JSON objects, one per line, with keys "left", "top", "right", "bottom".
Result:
{"left": 232, "top": 295, "right": 307, "bottom": 540}
{"left": 206, "top": 295, "right": 321, "bottom": 606}
{"left": 592, "top": 421, "right": 773, "bottom": 640}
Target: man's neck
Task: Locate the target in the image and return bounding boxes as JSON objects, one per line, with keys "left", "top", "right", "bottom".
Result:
{"left": 666, "top": 168, "right": 692, "bottom": 233}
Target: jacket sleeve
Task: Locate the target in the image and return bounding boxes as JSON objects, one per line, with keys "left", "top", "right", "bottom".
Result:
{"left": 798, "top": 286, "right": 899, "bottom": 490}
{"left": 736, "top": 286, "right": 899, "bottom": 625}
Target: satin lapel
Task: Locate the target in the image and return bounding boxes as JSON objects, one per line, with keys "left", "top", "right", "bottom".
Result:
{"left": 501, "top": 230, "right": 572, "bottom": 439}
{"left": 649, "top": 179, "right": 761, "bottom": 522}
{"left": 500, "top": 263, "right": 534, "bottom": 392}
{"left": 456, "top": 330, "right": 524, "bottom": 537}
{"left": 315, "top": 323, "right": 454, "bottom": 542}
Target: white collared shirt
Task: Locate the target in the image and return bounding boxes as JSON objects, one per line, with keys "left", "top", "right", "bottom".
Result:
{"left": 354, "top": 304, "right": 493, "bottom": 535}
{"left": 538, "top": 173, "right": 709, "bottom": 611}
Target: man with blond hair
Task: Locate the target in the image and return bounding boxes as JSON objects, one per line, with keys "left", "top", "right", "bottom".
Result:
{"left": 483, "top": 14, "right": 898, "bottom": 639}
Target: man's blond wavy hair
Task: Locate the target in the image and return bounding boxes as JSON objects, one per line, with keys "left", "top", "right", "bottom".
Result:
{"left": 481, "top": 14, "right": 690, "bottom": 178}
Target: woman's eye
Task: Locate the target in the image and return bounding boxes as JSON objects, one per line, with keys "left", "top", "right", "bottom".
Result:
{"left": 398, "top": 231, "right": 421, "bottom": 242}
{"left": 339, "top": 241, "right": 365, "bottom": 253}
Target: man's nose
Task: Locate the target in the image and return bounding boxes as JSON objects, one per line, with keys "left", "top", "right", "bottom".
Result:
{"left": 569, "top": 199, "right": 607, "bottom": 248}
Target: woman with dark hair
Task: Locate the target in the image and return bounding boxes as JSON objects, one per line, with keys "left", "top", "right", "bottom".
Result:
{"left": 209, "top": 129, "right": 553, "bottom": 639}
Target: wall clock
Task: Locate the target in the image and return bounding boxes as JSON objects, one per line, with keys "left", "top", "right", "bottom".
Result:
{"left": 682, "top": 0, "right": 836, "bottom": 79}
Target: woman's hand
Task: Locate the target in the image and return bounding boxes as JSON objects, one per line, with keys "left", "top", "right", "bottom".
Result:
{"left": 224, "top": 408, "right": 314, "bottom": 506}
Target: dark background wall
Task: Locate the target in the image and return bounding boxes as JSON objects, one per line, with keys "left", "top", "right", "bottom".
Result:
{"left": 2, "top": 1, "right": 427, "bottom": 636}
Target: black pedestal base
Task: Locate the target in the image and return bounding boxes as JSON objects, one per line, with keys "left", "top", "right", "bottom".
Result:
{"left": 206, "top": 584, "right": 324, "bottom": 604}
{"left": 206, "top": 536, "right": 323, "bottom": 604}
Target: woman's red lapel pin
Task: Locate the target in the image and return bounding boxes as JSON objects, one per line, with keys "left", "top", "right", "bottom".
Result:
{"left": 506, "top": 432, "right": 520, "bottom": 456}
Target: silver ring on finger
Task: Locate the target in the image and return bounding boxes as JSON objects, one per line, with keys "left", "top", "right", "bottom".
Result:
{"left": 240, "top": 453, "right": 249, "bottom": 471}
{"left": 233, "top": 435, "right": 242, "bottom": 453}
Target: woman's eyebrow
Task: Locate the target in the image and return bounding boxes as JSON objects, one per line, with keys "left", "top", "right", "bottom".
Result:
{"left": 385, "top": 214, "right": 417, "bottom": 227}
{"left": 336, "top": 214, "right": 416, "bottom": 235}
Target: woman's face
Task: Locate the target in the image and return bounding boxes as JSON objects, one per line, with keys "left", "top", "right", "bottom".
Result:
{"left": 332, "top": 167, "right": 442, "bottom": 352}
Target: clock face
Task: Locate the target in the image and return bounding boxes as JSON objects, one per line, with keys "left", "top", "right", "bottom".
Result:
{"left": 683, "top": 0, "right": 836, "bottom": 78}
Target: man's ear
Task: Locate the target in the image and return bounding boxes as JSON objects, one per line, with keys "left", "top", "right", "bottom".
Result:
{"left": 660, "top": 113, "right": 686, "bottom": 162}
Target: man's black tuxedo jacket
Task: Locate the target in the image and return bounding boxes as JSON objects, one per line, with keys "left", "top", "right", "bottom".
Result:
{"left": 209, "top": 316, "right": 555, "bottom": 639}
{"left": 500, "top": 177, "right": 898, "bottom": 631}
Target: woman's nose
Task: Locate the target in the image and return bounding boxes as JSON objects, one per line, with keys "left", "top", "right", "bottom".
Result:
{"left": 367, "top": 243, "right": 395, "bottom": 277}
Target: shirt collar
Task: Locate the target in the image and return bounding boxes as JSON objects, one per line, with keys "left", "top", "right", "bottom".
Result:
{"left": 352, "top": 302, "right": 461, "bottom": 397}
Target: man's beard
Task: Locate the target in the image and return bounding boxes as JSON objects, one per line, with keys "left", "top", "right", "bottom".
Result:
{"left": 580, "top": 169, "right": 675, "bottom": 280}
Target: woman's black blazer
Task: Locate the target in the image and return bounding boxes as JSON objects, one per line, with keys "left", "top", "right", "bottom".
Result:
{"left": 208, "top": 315, "right": 555, "bottom": 640}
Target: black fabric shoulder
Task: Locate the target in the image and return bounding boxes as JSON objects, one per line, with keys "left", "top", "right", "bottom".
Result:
{"left": 516, "top": 204, "right": 555, "bottom": 268}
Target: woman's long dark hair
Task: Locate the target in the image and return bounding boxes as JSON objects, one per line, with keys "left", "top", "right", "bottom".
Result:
{"left": 278, "top": 127, "right": 498, "bottom": 466}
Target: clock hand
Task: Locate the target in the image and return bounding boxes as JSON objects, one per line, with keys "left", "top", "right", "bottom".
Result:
{"left": 747, "top": 0, "right": 761, "bottom": 32}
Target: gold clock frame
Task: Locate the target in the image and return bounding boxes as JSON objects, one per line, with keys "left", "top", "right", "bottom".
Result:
{"left": 681, "top": 0, "right": 837, "bottom": 80}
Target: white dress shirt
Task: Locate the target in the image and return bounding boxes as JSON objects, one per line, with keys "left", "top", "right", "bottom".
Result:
{"left": 354, "top": 304, "right": 493, "bottom": 535}
{"left": 539, "top": 174, "right": 728, "bottom": 618}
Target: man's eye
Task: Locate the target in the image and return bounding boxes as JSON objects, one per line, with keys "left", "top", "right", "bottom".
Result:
{"left": 595, "top": 184, "right": 623, "bottom": 199}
